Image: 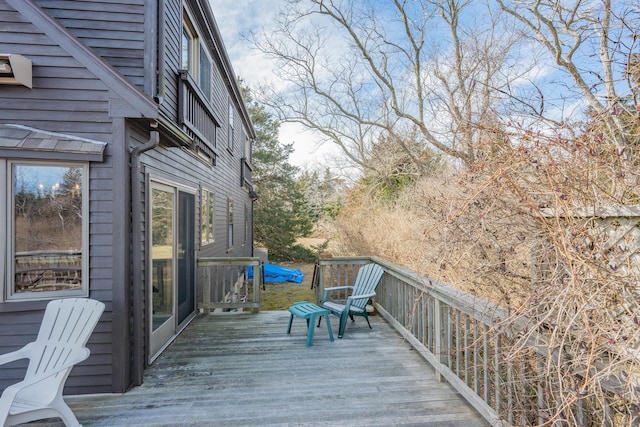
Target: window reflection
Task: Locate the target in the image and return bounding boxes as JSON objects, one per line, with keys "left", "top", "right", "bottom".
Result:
{"left": 152, "top": 188, "right": 174, "bottom": 330}
{"left": 13, "top": 164, "right": 83, "bottom": 293}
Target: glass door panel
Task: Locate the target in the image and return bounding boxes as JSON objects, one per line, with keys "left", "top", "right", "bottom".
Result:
{"left": 150, "top": 185, "right": 175, "bottom": 357}
{"left": 177, "top": 191, "right": 195, "bottom": 325}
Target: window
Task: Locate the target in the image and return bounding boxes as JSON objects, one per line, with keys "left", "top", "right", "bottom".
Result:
{"left": 201, "top": 188, "right": 215, "bottom": 245}
{"left": 227, "top": 198, "right": 234, "bottom": 249}
{"left": 182, "top": 14, "right": 212, "bottom": 99}
{"left": 228, "top": 101, "right": 235, "bottom": 151}
{"left": 181, "top": 25, "right": 194, "bottom": 72}
{"left": 5, "top": 162, "right": 88, "bottom": 300}
{"left": 199, "top": 44, "right": 212, "bottom": 100}
{"left": 244, "top": 132, "right": 252, "bottom": 164}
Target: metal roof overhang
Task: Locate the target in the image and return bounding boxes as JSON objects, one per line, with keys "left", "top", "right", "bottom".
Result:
{"left": 0, "top": 124, "right": 106, "bottom": 161}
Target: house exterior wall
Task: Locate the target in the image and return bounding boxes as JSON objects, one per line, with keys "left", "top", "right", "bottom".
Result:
{"left": 38, "top": 0, "right": 147, "bottom": 91}
{"left": 0, "top": 0, "right": 254, "bottom": 395}
{"left": 0, "top": 1, "right": 119, "bottom": 394}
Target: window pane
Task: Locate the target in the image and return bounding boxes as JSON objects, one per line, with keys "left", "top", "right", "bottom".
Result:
{"left": 13, "top": 164, "right": 83, "bottom": 294}
{"left": 201, "top": 190, "right": 208, "bottom": 243}
{"left": 200, "top": 190, "right": 215, "bottom": 245}
{"left": 207, "top": 194, "right": 214, "bottom": 242}
{"left": 182, "top": 27, "right": 192, "bottom": 71}
{"left": 152, "top": 188, "right": 174, "bottom": 330}
{"left": 228, "top": 103, "right": 234, "bottom": 150}
{"left": 199, "top": 44, "right": 211, "bottom": 99}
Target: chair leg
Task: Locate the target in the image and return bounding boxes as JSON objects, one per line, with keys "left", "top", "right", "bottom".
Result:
{"left": 306, "top": 316, "right": 316, "bottom": 347}
{"left": 338, "top": 312, "right": 348, "bottom": 338}
{"left": 364, "top": 314, "right": 372, "bottom": 329}
{"left": 52, "top": 396, "right": 82, "bottom": 427}
{"left": 287, "top": 314, "right": 294, "bottom": 334}
{"left": 317, "top": 316, "right": 322, "bottom": 328}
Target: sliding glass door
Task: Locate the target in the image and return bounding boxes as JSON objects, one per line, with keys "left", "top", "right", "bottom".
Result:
{"left": 149, "top": 182, "right": 196, "bottom": 359}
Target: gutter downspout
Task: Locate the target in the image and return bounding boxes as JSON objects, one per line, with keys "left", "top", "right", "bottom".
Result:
{"left": 131, "top": 127, "right": 159, "bottom": 386}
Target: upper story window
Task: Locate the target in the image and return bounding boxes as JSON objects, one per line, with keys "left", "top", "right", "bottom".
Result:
{"left": 243, "top": 132, "right": 252, "bottom": 164}
{"left": 181, "top": 25, "right": 194, "bottom": 72}
{"left": 228, "top": 101, "right": 235, "bottom": 151}
{"left": 4, "top": 161, "right": 89, "bottom": 301}
{"left": 182, "top": 13, "right": 211, "bottom": 99}
{"left": 199, "top": 44, "right": 212, "bottom": 101}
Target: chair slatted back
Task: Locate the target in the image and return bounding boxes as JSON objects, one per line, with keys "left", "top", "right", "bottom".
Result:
{"left": 35, "top": 298, "right": 104, "bottom": 348}
{"left": 21, "top": 298, "right": 104, "bottom": 402}
{"left": 350, "top": 264, "right": 384, "bottom": 310}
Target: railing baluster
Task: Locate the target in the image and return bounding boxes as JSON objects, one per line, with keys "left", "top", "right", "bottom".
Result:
{"left": 484, "top": 324, "right": 490, "bottom": 405}
{"left": 507, "top": 357, "right": 513, "bottom": 424}
{"left": 538, "top": 359, "right": 545, "bottom": 426}
{"left": 494, "top": 332, "right": 501, "bottom": 414}
{"left": 446, "top": 305, "right": 453, "bottom": 370}
{"left": 474, "top": 320, "right": 480, "bottom": 396}
{"left": 456, "top": 308, "right": 461, "bottom": 377}
{"left": 434, "top": 298, "right": 443, "bottom": 382}
{"left": 464, "top": 314, "right": 470, "bottom": 386}
{"left": 203, "top": 267, "right": 211, "bottom": 315}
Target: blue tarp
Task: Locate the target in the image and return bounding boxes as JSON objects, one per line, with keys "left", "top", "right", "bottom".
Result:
{"left": 248, "top": 263, "right": 304, "bottom": 284}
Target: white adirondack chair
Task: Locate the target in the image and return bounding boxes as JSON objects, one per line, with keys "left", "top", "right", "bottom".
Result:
{"left": 0, "top": 298, "right": 105, "bottom": 427}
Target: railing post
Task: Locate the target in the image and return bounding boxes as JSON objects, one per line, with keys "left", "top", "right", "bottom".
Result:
{"left": 316, "top": 263, "right": 325, "bottom": 306}
{"left": 253, "top": 260, "right": 261, "bottom": 313}
{"left": 203, "top": 266, "right": 211, "bottom": 315}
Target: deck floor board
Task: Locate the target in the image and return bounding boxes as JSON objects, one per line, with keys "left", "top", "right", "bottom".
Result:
{"left": 26, "top": 311, "right": 489, "bottom": 426}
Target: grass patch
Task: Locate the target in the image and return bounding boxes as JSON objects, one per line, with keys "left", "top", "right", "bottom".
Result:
{"left": 260, "top": 262, "right": 316, "bottom": 310}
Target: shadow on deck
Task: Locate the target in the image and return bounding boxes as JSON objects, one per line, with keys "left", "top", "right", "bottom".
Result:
{"left": 33, "top": 311, "right": 489, "bottom": 426}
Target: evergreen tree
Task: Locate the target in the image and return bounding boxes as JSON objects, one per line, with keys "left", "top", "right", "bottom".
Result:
{"left": 243, "top": 84, "right": 314, "bottom": 260}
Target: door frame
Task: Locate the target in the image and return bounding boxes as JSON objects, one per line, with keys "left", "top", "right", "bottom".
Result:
{"left": 148, "top": 176, "right": 197, "bottom": 362}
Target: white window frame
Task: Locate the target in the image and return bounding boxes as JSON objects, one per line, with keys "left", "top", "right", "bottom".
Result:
{"left": 3, "top": 160, "right": 89, "bottom": 302}
{"left": 181, "top": 24, "right": 195, "bottom": 72}
{"left": 182, "top": 10, "right": 212, "bottom": 99}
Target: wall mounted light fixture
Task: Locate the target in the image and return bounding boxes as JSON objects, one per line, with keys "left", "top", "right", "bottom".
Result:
{"left": 0, "top": 54, "right": 32, "bottom": 88}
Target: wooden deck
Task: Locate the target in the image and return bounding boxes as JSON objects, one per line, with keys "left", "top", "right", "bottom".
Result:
{"left": 30, "top": 311, "right": 489, "bottom": 426}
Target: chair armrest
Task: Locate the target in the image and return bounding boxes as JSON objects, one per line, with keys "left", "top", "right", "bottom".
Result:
{"left": 344, "top": 292, "right": 377, "bottom": 310}
{"left": 1, "top": 347, "right": 90, "bottom": 400}
{"left": 322, "top": 286, "right": 354, "bottom": 303}
{"left": 0, "top": 343, "right": 34, "bottom": 366}
{"left": 347, "top": 292, "right": 376, "bottom": 302}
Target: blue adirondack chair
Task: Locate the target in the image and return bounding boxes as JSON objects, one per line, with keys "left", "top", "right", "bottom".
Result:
{"left": 318, "top": 263, "right": 384, "bottom": 338}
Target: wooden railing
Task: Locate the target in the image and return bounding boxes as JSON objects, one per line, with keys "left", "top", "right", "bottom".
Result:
{"left": 197, "top": 257, "right": 262, "bottom": 314}
{"left": 177, "top": 70, "right": 218, "bottom": 162}
{"left": 241, "top": 157, "right": 252, "bottom": 188}
{"left": 314, "top": 256, "right": 638, "bottom": 427}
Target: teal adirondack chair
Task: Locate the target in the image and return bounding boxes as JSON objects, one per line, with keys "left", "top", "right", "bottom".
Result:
{"left": 318, "top": 263, "right": 384, "bottom": 338}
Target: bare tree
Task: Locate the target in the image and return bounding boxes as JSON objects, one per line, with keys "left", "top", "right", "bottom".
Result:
{"left": 253, "top": 0, "right": 524, "bottom": 169}
{"left": 496, "top": 0, "right": 640, "bottom": 156}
